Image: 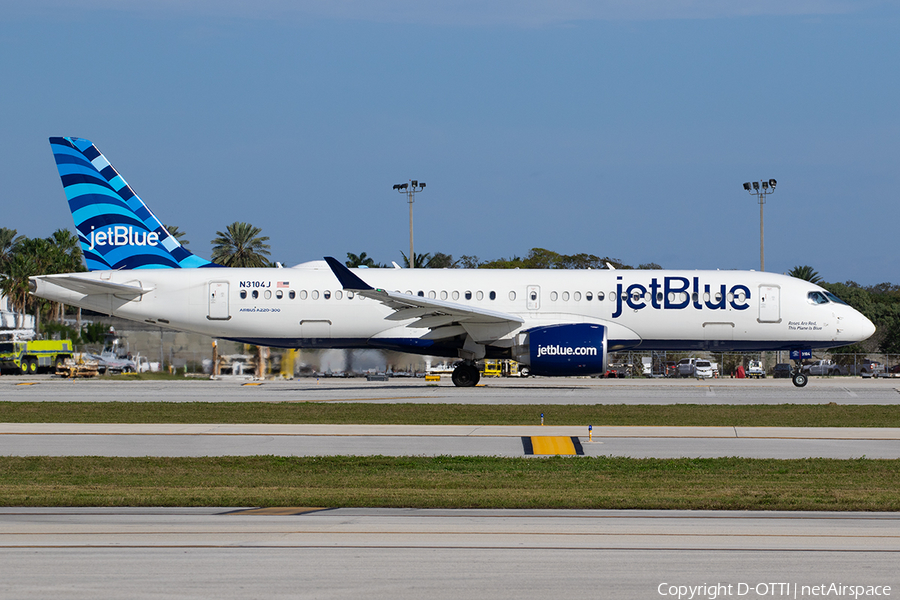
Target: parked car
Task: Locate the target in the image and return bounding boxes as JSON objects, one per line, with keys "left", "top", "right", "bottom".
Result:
{"left": 693, "top": 360, "right": 714, "bottom": 379}
{"left": 848, "top": 360, "right": 885, "bottom": 376}
{"left": 802, "top": 360, "right": 846, "bottom": 376}
{"left": 747, "top": 360, "right": 766, "bottom": 378}
{"left": 675, "top": 358, "right": 697, "bottom": 377}
{"left": 772, "top": 363, "right": 792, "bottom": 378}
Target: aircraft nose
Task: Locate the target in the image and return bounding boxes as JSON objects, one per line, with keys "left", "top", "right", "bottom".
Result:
{"left": 859, "top": 314, "right": 876, "bottom": 341}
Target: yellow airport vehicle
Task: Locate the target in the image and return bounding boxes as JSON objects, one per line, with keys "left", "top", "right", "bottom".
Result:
{"left": 0, "top": 339, "right": 74, "bottom": 374}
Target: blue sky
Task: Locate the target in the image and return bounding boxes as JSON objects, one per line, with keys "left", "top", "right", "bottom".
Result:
{"left": 2, "top": 1, "right": 898, "bottom": 284}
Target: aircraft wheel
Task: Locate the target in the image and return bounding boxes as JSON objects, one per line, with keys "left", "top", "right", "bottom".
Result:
{"left": 519, "top": 366, "right": 530, "bottom": 378}
{"left": 451, "top": 363, "right": 480, "bottom": 387}
{"left": 792, "top": 372, "right": 808, "bottom": 388}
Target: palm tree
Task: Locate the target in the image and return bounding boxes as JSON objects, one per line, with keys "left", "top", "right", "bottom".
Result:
{"left": 399, "top": 251, "right": 432, "bottom": 268}
{"left": 345, "top": 252, "right": 378, "bottom": 268}
{"left": 210, "top": 222, "right": 271, "bottom": 268}
{"left": 0, "top": 227, "right": 21, "bottom": 268}
{"left": 788, "top": 265, "right": 822, "bottom": 284}
{"left": 164, "top": 224, "right": 189, "bottom": 247}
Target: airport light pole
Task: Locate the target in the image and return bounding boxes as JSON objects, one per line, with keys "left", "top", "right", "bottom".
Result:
{"left": 742, "top": 179, "right": 776, "bottom": 271}
{"left": 393, "top": 180, "right": 426, "bottom": 269}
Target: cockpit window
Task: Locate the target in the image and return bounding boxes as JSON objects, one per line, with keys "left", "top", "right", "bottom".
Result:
{"left": 824, "top": 291, "right": 848, "bottom": 305}
{"left": 807, "top": 291, "right": 829, "bottom": 305}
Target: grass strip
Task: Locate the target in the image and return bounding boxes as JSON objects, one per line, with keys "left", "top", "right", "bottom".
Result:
{"left": 1, "top": 402, "right": 899, "bottom": 427}
{"left": 1, "top": 455, "right": 897, "bottom": 511}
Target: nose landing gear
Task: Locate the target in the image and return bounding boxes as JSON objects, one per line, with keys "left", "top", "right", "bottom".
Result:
{"left": 791, "top": 357, "right": 808, "bottom": 388}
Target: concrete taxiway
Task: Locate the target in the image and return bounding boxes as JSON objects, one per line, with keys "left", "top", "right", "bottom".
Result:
{"left": 3, "top": 423, "right": 900, "bottom": 458}
{"left": 1, "top": 508, "right": 897, "bottom": 600}
{"left": 2, "top": 375, "right": 900, "bottom": 404}
{"left": 3, "top": 377, "right": 899, "bottom": 458}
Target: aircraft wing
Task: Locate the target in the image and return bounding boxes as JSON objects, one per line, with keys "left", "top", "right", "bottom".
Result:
{"left": 31, "top": 274, "right": 153, "bottom": 297}
{"left": 324, "top": 257, "right": 523, "bottom": 342}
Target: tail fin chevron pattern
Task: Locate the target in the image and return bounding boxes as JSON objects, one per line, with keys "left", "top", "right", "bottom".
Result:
{"left": 49, "top": 137, "right": 217, "bottom": 270}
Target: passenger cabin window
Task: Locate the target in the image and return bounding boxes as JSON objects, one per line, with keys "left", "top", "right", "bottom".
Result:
{"left": 807, "top": 291, "right": 829, "bottom": 305}
{"left": 489, "top": 291, "right": 496, "bottom": 300}
{"left": 323, "top": 291, "right": 331, "bottom": 300}
{"left": 509, "top": 291, "right": 517, "bottom": 301}
{"left": 465, "top": 291, "right": 472, "bottom": 300}
{"left": 597, "top": 292, "right": 605, "bottom": 301}
{"left": 240, "top": 290, "right": 247, "bottom": 299}
{"left": 289, "top": 291, "right": 296, "bottom": 299}
{"left": 586, "top": 292, "right": 593, "bottom": 301}
{"left": 276, "top": 290, "right": 283, "bottom": 299}
{"left": 252, "top": 290, "right": 259, "bottom": 299}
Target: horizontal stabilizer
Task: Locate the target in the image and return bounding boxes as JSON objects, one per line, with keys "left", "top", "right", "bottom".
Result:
{"left": 32, "top": 274, "right": 153, "bottom": 297}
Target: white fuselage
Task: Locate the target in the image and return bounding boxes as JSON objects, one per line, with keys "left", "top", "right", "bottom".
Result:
{"left": 32, "top": 262, "right": 875, "bottom": 359}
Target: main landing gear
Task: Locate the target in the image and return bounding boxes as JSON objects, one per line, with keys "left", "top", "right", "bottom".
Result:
{"left": 451, "top": 361, "right": 480, "bottom": 388}
{"left": 791, "top": 358, "right": 809, "bottom": 388}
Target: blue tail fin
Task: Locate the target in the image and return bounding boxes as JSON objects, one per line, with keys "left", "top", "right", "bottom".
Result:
{"left": 48, "top": 137, "right": 217, "bottom": 270}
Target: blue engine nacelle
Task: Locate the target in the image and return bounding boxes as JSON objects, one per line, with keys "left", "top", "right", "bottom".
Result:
{"left": 514, "top": 323, "right": 608, "bottom": 377}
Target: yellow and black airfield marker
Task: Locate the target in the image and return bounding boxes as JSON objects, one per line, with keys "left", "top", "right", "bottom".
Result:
{"left": 522, "top": 436, "right": 584, "bottom": 456}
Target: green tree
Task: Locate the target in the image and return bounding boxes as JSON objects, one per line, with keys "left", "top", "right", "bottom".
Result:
{"left": 164, "top": 224, "right": 189, "bottom": 247}
{"left": 0, "top": 227, "right": 22, "bottom": 268}
{"left": 345, "top": 252, "right": 378, "bottom": 268}
{"left": 457, "top": 255, "right": 482, "bottom": 269}
{"left": 788, "top": 265, "right": 822, "bottom": 283}
{"left": 210, "top": 222, "right": 271, "bottom": 267}
{"left": 399, "top": 251, "right": 432, "bottom": 269}
{"left": 425, "top": 252, "right": 455, "bottom": 269}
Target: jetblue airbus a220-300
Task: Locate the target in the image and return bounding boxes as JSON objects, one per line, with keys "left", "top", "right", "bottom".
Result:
{"left": 31, "top": 137, "right": 876, "bottom": 387}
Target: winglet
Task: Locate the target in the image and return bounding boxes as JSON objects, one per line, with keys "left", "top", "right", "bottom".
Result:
{"left": 324, "top": 257, "right": 375, "bottom": 291}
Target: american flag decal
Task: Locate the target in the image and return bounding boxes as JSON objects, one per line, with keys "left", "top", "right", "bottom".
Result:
{"left": 277, "top": 281, "right": 290, "bottom": 288}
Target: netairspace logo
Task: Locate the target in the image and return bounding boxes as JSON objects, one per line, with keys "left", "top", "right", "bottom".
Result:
{"left": 657, "top": 582, "right": 892, "bottom": 600}
{"left": 536, "top": 345, "right": 598, "bottom": 358}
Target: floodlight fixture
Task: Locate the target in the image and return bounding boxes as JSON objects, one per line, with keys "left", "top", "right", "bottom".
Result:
{"left": 394, "top": 179, "right": 427, "bottom": 269}
{"left": 742, "top": 177, "right": 778, "bottom": 272}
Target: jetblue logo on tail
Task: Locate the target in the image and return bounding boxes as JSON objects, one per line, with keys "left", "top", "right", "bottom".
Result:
{"left": 49, "top": 137, "right": 218, "bottom": 271}
{"left": 89, "top": 226, "right": 160, "bottom": 251}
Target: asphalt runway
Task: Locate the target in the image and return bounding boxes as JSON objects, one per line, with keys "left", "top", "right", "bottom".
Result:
{"left": 1, "top": 508, "right": 897, "bottom": 600}
{"left": 2, "top": 374, "right": 900, "bottom": 404}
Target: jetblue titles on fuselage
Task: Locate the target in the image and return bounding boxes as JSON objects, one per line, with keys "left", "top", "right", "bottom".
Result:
{"left": 612, "top": 275, "right": 751, "bottom": 318}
